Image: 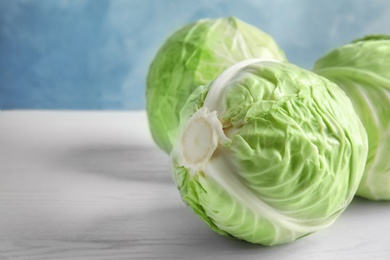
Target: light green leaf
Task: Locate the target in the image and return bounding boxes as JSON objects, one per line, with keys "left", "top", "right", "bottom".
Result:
{"left": 314, "top": 35, "right": 390, "bottom": 200}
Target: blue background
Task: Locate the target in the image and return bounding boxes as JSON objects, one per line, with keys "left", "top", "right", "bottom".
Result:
{"left": 1, "top": 0, "right": 390, "bottom": 110}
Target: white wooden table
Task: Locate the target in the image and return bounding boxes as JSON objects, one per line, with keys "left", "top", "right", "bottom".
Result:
{"left": 0, "top": 111, "right": 389, "bottom": 260}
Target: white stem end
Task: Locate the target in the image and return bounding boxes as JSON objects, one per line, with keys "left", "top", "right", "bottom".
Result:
{"left": 174, "top": 107, "right": 230, "bottom": 176}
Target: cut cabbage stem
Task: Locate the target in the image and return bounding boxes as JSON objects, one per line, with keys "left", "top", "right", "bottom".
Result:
{"left": 179, "top": 107, "right": 231, "bottom": 176}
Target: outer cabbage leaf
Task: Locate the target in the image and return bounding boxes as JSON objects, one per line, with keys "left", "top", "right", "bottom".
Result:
{"left": 314, "top": 35, "right": 390, "bottom": 200}
{"left": 171, "top": 60, "right": 368, "bottom": 246}
{"left": 146, "top": 17, "right": 287, "bottom": 153}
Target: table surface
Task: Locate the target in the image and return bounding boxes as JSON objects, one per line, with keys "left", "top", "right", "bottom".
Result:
{"left": 0, "top": 110, "right": 389, "bottom": 260}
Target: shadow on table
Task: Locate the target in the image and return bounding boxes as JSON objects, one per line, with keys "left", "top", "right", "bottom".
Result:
{"left": 54, "top": 143, "right": 172, "bottom": 183}
{"left": 82, "top": 203, "right": 301, "bottom": 259}
{"left": 346, "top": 196, "right": 390, "bottom": 213}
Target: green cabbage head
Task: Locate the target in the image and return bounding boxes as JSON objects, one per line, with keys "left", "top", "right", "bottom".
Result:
{"left": 146, "top": 17, "right": 286, "bottom": 153}
{"left": 170, "top": 60, "right": 368, "bottom": 246}
{"left": 314, "top": 35, "right": 390, "bottom": 200}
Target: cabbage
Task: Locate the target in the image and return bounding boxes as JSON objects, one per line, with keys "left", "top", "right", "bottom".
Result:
{"left": 313, "top": 35, "right": 390, "bottom": 200}
{"left": 170, "top": 59, "right": 368, "bottom": 246}
{"left": 146, "top": 17, "right": 286, "bottom": 153}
